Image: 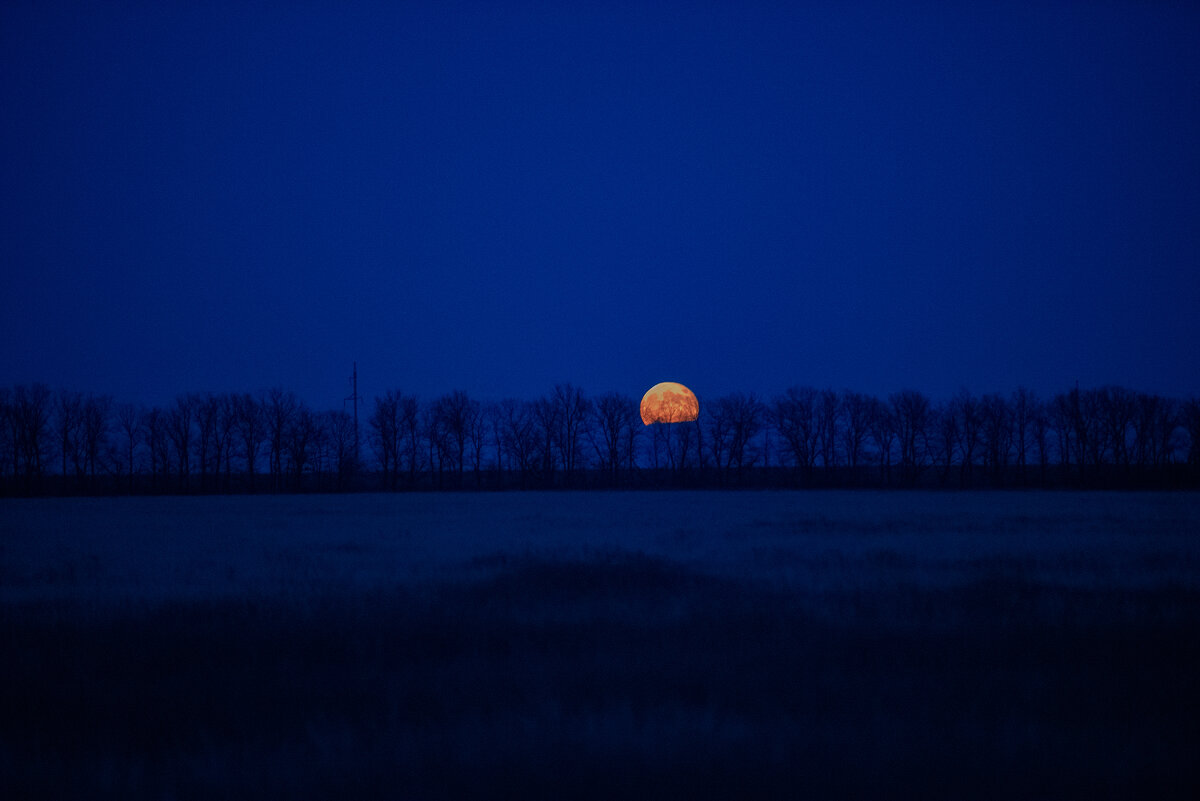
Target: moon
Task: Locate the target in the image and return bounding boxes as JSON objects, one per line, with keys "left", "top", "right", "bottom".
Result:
{"left": 640, "top": 381, "right": 700, "bottom": 426}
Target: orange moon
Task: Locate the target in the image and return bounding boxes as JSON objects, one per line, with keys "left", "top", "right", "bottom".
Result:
{"left": 640, "top": 381, "right": 700, "bottom": 426}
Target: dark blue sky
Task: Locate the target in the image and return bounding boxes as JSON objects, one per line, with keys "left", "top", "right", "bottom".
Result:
{"left": 3, "top": 1, "right": 1198, "bottom": 408}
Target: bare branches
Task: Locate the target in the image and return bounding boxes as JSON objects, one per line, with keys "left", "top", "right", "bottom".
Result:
{"left": 2, "top": 380, "right": 1197, "bottom": 494}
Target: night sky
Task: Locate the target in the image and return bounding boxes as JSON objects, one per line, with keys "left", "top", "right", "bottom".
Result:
{"left": 3, "top": 1, "right": 1198, "bottom": 409}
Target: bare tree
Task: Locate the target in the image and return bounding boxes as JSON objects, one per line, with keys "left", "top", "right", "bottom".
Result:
{"left": 1130, "top": 393, "right": 1158, "bottom": 468}
{"left": 318, "top": 410, "right": 355, "bottom": 488}
{"left": 369, "top": 391, "right": 403, "bottom": 490}
{"left": 232, "top": 394, "right": 264, "bottom": 489}
{"left": 141, "top": 406, "right": 169, "bottom": 492}
{"left": 496, "top": 398, "right": 539, "bottom": 488}
{"left": 195, "top": 393, "right": 221, "bottom": 491}
{"left": 81, "top": 394, "right": 112, "bottom": 490}
{"left": 1010, "top": 387, "right": 1037, "bottom": 485}
{"left": 0, "top": 388, "right": 13, "bottom": 481}
{"left": 552, "top": 384, "right": 591, "bottom": 482}
{"left": 840, "top": 391, "right": 872, "bottom": 484}
{"left": 771, "top": 386, "right": 820, "bottom": 484}
{"left": 979, "top": 393, "right": 1012, "bottom": 485}
{"left": 114, "top": 402, "right": 142, "bottom": 493}
{"left": 1030, "top": 397, "right": 1051, "bottom": 483}
{"left": 465, "top": 400, "right": 489, "bottom": 486}
{"left": 11, "top": 384, "right": 52, "bottom": 492}
{"left": 623, "top": 405, "right": 641, "bottom": 477}
{"left": 817, "top": 389, "right": 841, "bottom": 471}
{"left": 263, "top": 388, "right": 297, "bottom": 491}
{"left": 706, "top": 393, "right": 763, "bottom": 484}
{"left": 671, "top": 416, "right": 699, "bottom": 473}
{"left": 56, "top": 389, "right": 85, "bottom": 486}
{"left": 1099, "top": 385, "right": 1137, "bottom": 469}
{"left": 167, "top": 394, "right": 196, "bottom": 491}
{"left": 726, "top": 393, "right": 764, "bottom": 477}
{"left": 532, "top": 394, "right": 560, "bottom": 481}
{"left": 1050, "top": 392, "right": 1076, "bottom": 482}
{"left": 422, "top": 402, "right": 450, "bottom": 488}
{"left": 433, "top": 390, "right": 477, "bottom": 487}
{"left": 590, "top": 392, "right": 636, "bottom": 485}
{"left": 932, "top": 400, "right": 958, "bottom": 486}
{"left": 647, "top": 418, "right": 669, "bottom": 472}
{"left": 285, "top": 402, "right": 317, "bottom": 486}
{"left": 890, "top": 389, "right": 931, "bottom": 486}
{"left": 484, "top": 402, "right": 506, "bottom": 476}
{"left": 398, "top": 394, "right": 422, "bottom": 487}
{"left": 217, "top": 394, "right": 239, "bottom": 490}
{"left": 1050, "top": 387, "right": 1110, "bottom": 484}
{"left": 1185, "top": 398, "right": 1200, "bottom": 469}
{"left": 868, "top": 397, "right": 896, "bottom": 485}
{"left": 705, "top": 397, "right": 731, "bottom": 481}
{"left": 952, "top": 390, "right": 982, "bottom": 487}
{"left": 1143, "top": 394, "right": 1179, "bottom": 468}
{"left": 1074, "top": 388, "right": 1105, "bottom": 479}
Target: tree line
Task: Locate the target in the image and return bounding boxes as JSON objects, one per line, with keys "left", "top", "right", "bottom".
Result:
{"left": 2, "top": 382, "right": 1199, "bottom": 496}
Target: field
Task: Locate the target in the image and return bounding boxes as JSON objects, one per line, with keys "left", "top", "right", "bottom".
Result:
{"left": 3, "top": 491, "right": 1200, "bottom": 799}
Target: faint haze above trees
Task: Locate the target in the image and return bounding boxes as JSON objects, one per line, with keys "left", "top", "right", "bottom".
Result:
{"left": 2, "top": 380, "right": 1199, "bottom": 496}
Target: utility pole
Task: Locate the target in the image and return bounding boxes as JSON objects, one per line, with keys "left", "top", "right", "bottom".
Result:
{"left": 346, "top": 362, "right": 360, "bottom": 467}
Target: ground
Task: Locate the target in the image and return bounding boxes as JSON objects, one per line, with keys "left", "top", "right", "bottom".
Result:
{"left": 3, "top": 491, "right": 1199, "bottom": 798}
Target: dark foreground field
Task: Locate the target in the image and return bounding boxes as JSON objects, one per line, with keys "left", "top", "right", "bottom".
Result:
{"left": 3, "top": 492, "right": 1200, "bottom": 798}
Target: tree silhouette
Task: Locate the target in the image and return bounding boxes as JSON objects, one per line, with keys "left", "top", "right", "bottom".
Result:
{"left": 495, "top": 398, "right": 539, "bottom": 489}
{"left": 11, "top": 384, "right": 52, "bottom": 493}
{"left": 232, "top": 394, "right": 264, "bottom": 490}
{"left": 589, "top": 392, "right": 636, "bottom": 486}
{"left": 868, "top": 397, "right": 896, "bottom": 485}
{"left": 285, "top": 402, "right": 317, "bottom": 486}
{"left": 771, "top": 386, "right": 820, "bottom": 484}
{"left": 552, "top": 384, "right": 591, "bottom": 483}
{"left": 2, "top": 378, "right": 1196, "bottom": 494}
{"left": 1185, "top": 398, "right": 1200, "bottom": 469}
{"left": 1030, "top": 397, "right": 1051, "bottom": 483}
{"left": 706, "top": 393, "right": 764, "bottom": 485}
{"left": 840, "top": 390, "right": 873, "bottom": 484}
{"left": 217, "top": 394, "right": 239, "bottom": 489}
{"left": 933, "top": 400, "right": 959, "bottom": 486}
{"left": 79, "top": 394, "right": 111, "bottom": 492}
{"left": 114, "top": 402, "right": 141, "bottom": 493}
{"left": 979, "top": 393, "right": 1012, "bottom": 486}
{"left": 322, "top": 409, "right": 357, "bottom": 488}
{"left": 1010, "top": 387, "right": 1037, "bottom": 485}
{"left": 817, "top": 389, "right": 840, "bottom": 472}
{"left": 421, "top": 402, "right": 449, "bottom": 489}
{"left": 1100, "top": 386, "right": 1137, "bottom": 471}
{"left": 532, "top": 394, "right": 560, "bottom": 482}
{"left": 369, "top": 390, "right": 403, "bottom": 490}
{"left": 263, "top": 388, "right": 297, "bottom": 492}
{"left": 195, "top": 393, "right": 220, "bottom": 491}
{"left": 141, "top": 406, "right": 168, "bottom": 492}
{"left": 951, "top": 390, "right": 981, "bottom": 487}
{"left": 433, "top": 390, "right": 477, "bottom": 488}
{"left": 705, "top": 397, "right": 732, "bottom": 483}
{"left": 167, "top": 394, "right": 196, "bottom": 492}
{"left": 56, "top": 389, "right": 84, "bottom": 487}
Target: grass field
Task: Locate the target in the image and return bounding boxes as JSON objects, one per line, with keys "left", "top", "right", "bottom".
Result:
{"left": 3, "top": 491, "right": 1199, "bottom": 798}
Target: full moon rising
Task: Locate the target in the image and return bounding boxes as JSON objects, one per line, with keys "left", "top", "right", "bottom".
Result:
{"left": 639, "top": 382, "right": 699, "bottom": 425}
